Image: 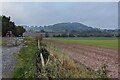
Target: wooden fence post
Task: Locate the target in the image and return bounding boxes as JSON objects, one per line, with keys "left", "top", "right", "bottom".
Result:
{"left": 40, "top": 53, "right": 45, "bottom": 67}
{"left": 38, "top": 40, "right": 40, "bottom": 49}
{"left": 38, "top": 40, "right": 45, "bottom": 67}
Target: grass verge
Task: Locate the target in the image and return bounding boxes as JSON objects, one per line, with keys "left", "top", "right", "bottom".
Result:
{"left": 12, "top": 37, "right": 38, "bottom": 78}
{"left": 13, "top": 37, "right": 104, "bottom": 78}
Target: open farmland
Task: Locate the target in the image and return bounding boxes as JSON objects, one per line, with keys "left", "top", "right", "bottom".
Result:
{"left": 45, "top": 37, "right": 118, "bottom": 78}
{"left": 48, "top": 37, "right": 118, "bottom": 49}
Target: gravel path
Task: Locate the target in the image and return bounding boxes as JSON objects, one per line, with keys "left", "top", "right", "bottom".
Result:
{"left": 2, "top": 46, "right": 22, "bottom": 78}
{"left": 2, "top": 37, "right": 24, "bottom": 78}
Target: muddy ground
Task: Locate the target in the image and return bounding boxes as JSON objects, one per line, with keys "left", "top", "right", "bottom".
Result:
{"left": 47, "top": 40, "right": 118, "bottom": 78}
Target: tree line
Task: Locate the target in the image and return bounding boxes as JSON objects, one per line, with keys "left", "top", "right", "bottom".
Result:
{"left": 2, "top": 15, "right": 26, "bottom": 37}
{"left": 43, "top": 29, "right": 120, "bottom": 38}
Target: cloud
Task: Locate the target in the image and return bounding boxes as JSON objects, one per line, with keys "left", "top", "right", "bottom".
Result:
{"left": 1, "top": 0, "right": 119, "bottom": 2}
{"left": 2, "top": 2, "right": 118, "bottom": 29}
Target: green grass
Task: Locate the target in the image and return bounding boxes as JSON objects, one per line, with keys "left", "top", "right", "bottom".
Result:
{"left": 13, "top": 37, "right": 102, "bottom": 78}
{"left": 12, "top": 37, "right": 38, "bottom": 78}
{"left": 47, "top": 37, "right": 118, "bottom": 49}
{"left": 48, "top": 37, "right": 118, "bottom": 40}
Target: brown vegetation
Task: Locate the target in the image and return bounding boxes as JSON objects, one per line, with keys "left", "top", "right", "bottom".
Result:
{"left": 46, "top": 39, "right": 118, "bottom": 78}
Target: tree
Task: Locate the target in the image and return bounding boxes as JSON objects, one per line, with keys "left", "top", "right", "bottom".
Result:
{"left": 2, "top": 15, "right": 16, "bottom": 36}
{"left": 2, "top": 15, "right": 26, "bottom": 37}
{"left": 16, "top": 26, "right": 26, "bottom": 37}
{"left": 41, "top": 30, "right": 45, "bottom": 32}
{"left": 45, "top": 33, "right": 49, "bottom": 37}
{"left": 61, "top": 33, "right": 68, "bottom": 37}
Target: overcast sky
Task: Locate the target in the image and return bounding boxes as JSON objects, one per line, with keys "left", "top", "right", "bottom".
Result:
{"left": 1, "top": 2, "right": 118, "bottom": 29}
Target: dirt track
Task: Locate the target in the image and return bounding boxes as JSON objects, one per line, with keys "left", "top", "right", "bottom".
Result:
{"left": 2, "top": 37, "right": 24, "bottom": 78}
{"left": 47, "top": 40, "right": 118, "bottom": 78}
{"left": 2, "top": 46, "right": 21, "bottom": 78}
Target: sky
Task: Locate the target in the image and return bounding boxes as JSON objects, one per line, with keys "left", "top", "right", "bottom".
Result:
{"left": 1, "top": 2, "right": 118, "bottom": 29}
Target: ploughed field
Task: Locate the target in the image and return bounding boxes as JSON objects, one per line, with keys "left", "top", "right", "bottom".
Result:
{"left": 46, "top": 37, "right": 118, "bottom": 78}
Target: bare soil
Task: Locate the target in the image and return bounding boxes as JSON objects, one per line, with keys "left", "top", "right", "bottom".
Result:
{"left": 47, "top": 40, "right": 118, "bottom": 78}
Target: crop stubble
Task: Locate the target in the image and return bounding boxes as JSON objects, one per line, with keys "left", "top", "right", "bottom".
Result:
{"left": 47, "top": 40, "right": 118, "bottom": 78}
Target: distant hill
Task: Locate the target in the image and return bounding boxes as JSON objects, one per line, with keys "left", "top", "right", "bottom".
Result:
{"left": 43, "top": 22, "right": 94, "bottom": 32}
{"left": 23, "top": 22, "right": 119, "bottom": 37}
